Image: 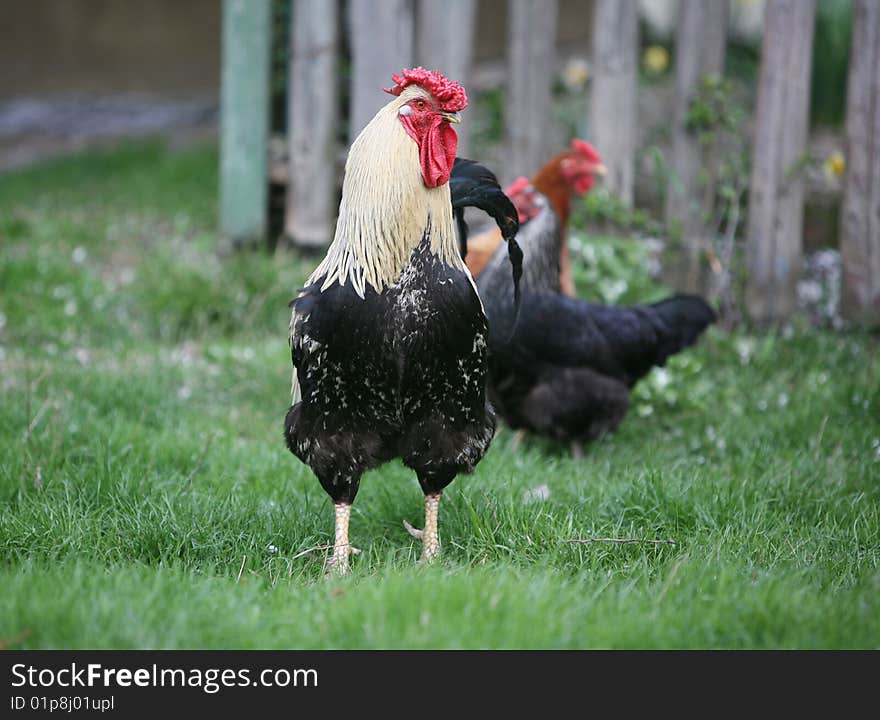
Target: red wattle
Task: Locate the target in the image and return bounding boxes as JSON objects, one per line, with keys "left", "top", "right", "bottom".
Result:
{"left": 420, "top": 119, "right": 458, "bottom": 188}
{"left": 400, "top": 113, "right": 458, "bottom": 188}
{"left": 572, "top": 174, "right": 593, "bottom": 195}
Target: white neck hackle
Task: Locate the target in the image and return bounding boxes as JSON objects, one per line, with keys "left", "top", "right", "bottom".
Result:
{"left": 307, "top": 86, "right": 465, "bottom": 298}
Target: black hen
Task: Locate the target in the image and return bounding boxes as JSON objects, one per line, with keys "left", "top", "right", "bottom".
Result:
{"left": 486, "top": 289, "right": 716, "bottom": 441}
{"left": 449, "top": 158, "right": 716, "bottom": 444}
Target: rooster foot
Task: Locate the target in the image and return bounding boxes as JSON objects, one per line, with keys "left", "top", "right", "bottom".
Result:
{"left": 403, "top": 519, "right": 424, "bottom": 539}
{"left": 325, "top": 544, "right": 361, "bottom": 576}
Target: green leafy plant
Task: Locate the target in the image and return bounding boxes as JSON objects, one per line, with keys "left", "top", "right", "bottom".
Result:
{"left": 573, "top": 187, "right": 669, "bottom": 240}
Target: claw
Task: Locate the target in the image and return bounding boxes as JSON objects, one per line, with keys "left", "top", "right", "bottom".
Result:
{"left": 326, "top": 553, "right": 350, "bottom": 575}
{"left": 403, "top": 519, "right": 424, "bottom": 539}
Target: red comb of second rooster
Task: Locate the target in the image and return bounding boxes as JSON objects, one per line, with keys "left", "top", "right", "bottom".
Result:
{"left": 384, "top": 67, "right": 468, "bottom": 112}
{"left": 504, "top": 176, "right": 532, "bottom": 197}
{"left": 572, "top": 138, "right": 602, "bottom": 164}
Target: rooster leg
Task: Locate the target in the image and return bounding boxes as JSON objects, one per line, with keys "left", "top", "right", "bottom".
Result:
{"left": 511, "top": 429, "right": 527, "bottom": 451}
{"left": 327, "top": 502, "right": 352, "bottom": 575}
{"left": 421, "top": 492, "right": 442, "bottom": 562}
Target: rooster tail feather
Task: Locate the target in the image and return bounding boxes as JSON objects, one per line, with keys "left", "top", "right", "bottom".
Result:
{"left": 449, "top": 158, "right": 519, "bottom": 240}
{"left": 449, "top": 157, "right": 522, "bottom": 328}
{"left": 454, "top": 207, "right": 469, "bottom": 261}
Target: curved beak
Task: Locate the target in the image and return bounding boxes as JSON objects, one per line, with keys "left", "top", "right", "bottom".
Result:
{"left": 439, "top": 111, "right": 462, "bottom": 124}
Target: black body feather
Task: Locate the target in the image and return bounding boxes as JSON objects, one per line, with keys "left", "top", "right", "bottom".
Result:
{"left": 285, "top": 232, "right": 495, "bottom": 503}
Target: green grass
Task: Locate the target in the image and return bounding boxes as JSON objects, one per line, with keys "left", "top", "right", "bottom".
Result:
{"left": 1, "top": 140, "right": 879, "bottom": 649}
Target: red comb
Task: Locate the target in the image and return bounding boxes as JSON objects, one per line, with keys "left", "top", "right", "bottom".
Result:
{"left": 384, "top": 67, "right": 468, "bottom": 112}
{"left": 504, "top": 177, "right": 532, "bottom": 196}
{"left": 572, "top": 138, "right": 602, "bottom": 163}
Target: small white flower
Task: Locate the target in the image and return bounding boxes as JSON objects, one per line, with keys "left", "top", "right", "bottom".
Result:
{"left": 600, "top": 278, "right": 628, "bottom": 303}
{"left": 778, "top": 393, "right": 789, "bottom": 408}
{"left": 798, "top": 279, "right": 822, "bottom": 304}
{"left": 64, "top": 300, "right": 78, "bottom": 316}
{"left": 523, "top": 484, "right": 551, "bottom": 503}
{"left": 736, "top": 338, "right": 755, "bottom": 365}
{"left": 177, "top": 385, "right": 192, "bottom": 400}
{"left": 267, "top": 544, "right": 278, "bottom": 554}
{"left": 72, "top": 247, "right": 87, "bottom": 264}
{"left": 119, "top": 268, "right": 136, "bottom": 286}
{"left": 74, "top": 348, "right": 90, "bottom": 367}
{"left": 653, "top": 367, "right": 671, "bottom": 390}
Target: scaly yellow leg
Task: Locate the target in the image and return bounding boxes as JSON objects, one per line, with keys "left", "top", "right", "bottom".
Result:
{"left": 421, "top": 492, "right": 442, "bottom": 562}
{"left": 328, "top": 503, "right": 352, "bottom": 575}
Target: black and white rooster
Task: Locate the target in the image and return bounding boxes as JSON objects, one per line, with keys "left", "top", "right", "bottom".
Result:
{"left": 284, "top": 68, "right": 519, "bottom": 573}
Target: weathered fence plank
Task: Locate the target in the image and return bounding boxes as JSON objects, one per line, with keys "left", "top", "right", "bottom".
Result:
{"left": 348, "top": 0, "right": 415, "bottom": 141}
{"left": 841, "top": 0, "right": 880, "bottom": 324}
{"left": 505, "top": 0, "right": 558, "bottom": 181}
{"left": 664, "top": 0, "right": 728, "bottom": 294}
{"left": 219, "top": 0, "right": 271, "bottom": 246}
{"left": 589, "top": 0, "right": 638, "bottom": 205}
{"left": 416, "top": 0, "right": 477, "bottom": 154}
{"left": 285, "top": 0, "right": 339, "bottom": 249}
{"left": 746, "top": 0, "right": 816, "bottom": 323}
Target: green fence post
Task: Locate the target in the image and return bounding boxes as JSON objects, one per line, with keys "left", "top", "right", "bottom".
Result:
{"left": 220, "top": 0, "right": 271, "bottom": 246}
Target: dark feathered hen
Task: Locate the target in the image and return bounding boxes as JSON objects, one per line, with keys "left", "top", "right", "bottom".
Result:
{"left": 284, "top": 69, "right": 507, "bottom": 573}
{"left": 449, "top": 157, "right": 716, "bottom": 446}
{"left": 485, "top": 289, "right": 716, "bottom": 441}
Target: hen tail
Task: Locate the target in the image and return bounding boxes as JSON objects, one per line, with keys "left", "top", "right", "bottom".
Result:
{"left": 579, "top": 293, "right": 716, "bottom": 384}
{"left": 647, "top": 294, "right": 718, "bottom": 354}
{"left": 490, "top": 291, "right": 715, "bottom": 386}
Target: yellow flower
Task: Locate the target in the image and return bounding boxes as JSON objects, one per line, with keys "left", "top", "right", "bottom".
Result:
{"left": 823, "top": 151, "right": 845, "bottom": 178}
{"left": 562, "top": 59, "right": 590, "bottom": 90}
{"left": 643, "top": 45, "right": 669, "bottom": 75}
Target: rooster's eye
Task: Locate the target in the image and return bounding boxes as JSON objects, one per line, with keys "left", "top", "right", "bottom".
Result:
{"left": 415, "top": 100, "right": 427, "bottom": 110}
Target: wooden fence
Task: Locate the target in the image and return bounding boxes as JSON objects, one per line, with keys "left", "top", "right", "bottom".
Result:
{"left": 219, "top": 0, "right": 879, "bottom": 325}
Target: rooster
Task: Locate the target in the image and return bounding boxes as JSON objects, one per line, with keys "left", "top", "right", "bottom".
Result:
{"left": 449, "top": 158, "right": 716, "bottom": 449}
{"left": 284, "top": 68, "right": 518, "bottom": 574}
{"left": 463, "top": 139, "right": 606, "bottom": 296}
